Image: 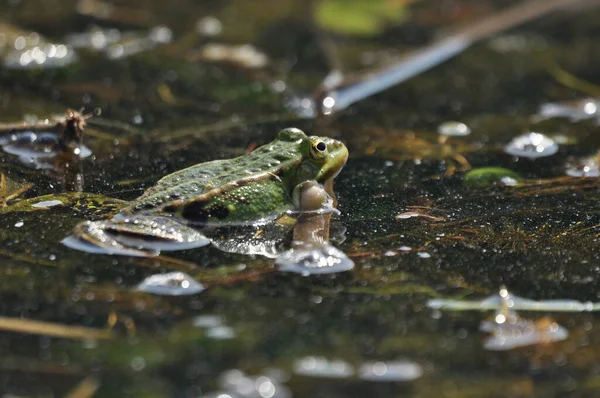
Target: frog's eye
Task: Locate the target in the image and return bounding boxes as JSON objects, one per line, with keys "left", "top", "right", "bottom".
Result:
{"left": 310, "top": 140, "right": 328, "bottom": 159}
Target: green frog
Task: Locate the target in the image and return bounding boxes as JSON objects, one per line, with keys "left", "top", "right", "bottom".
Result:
{"left": 63, "top": 128, "right": 349, "bottom": 256}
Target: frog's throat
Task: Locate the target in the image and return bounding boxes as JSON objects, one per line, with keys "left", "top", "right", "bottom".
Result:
{"left": 315, "top": 144, "right": 348, "bottom": 183}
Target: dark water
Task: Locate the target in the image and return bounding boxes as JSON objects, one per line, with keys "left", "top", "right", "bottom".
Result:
{"left": 3, "top": 0, "right": 600, "bottom": 396}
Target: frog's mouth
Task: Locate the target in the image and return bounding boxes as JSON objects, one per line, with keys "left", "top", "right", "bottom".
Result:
{"left": 316, "top": 142, "right": 349, "bottom": 183}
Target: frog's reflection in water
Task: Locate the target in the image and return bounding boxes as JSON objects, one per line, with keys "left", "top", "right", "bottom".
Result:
{"left": 211, "top": 209, "right": 353, "bottom": 275}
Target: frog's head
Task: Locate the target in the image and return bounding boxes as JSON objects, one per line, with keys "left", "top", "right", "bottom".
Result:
{"left": 277, "top": 128, "right": 348, "bottom": 184}
{"left": 307, "top": 135, "right": 348, "bottom": 183}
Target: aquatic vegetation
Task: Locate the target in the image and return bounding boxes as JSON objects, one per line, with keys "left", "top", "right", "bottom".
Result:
{"left": 0, "top": 192, "right": 125, "bottom": 216}
{"left": 350, "top": 127, "right": 477, "bottom": 177}
{"left": 0, "top": 173, "right": 33, "bottom": 207}
{"left": 463, "top": 167, "right": 523, "bottom": 188}
{"left": 315, "top": 0, "right": 409, "bottom": 36}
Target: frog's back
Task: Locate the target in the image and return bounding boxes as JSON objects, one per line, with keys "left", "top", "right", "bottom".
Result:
{"left": 127, "top": 129, "right": 306, "bottom": 213}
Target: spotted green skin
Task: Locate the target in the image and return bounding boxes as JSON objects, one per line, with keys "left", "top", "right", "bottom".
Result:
{"left": 120, "top": 128, "right": 348, "bottom": 225}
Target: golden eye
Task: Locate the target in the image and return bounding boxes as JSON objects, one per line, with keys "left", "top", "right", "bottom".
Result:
{"left": 311, "top": 140, "right": 327, "bottom": 158}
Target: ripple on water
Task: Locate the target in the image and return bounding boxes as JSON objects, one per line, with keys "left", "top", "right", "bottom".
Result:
{"left": 207, "top": 369, "right": 291, "bottom": 398}
{"left": 276, "top": 244, "right": 354, "bottom": 275}
{"left": 3, "top": 43, "right": 77, "bottom": 69}
{"left": 481, "top": 316, "right": 568, "bottom": 351}
{"left": 565, "top": 155, "right": 600, "bottom": 177}
{"left": 358, "top": 360, "right": 423, "bottom": 382}
{"left": 0, "top": 131, "right": 91, "bottom": 169}
{"left": 135, "top": 272, "right": 205, "bottom": 296}
{"left": 536, "top": 98, "right": 600, "bottom": 122}
{"left": 293, "top": 356, "right": 355, "bottom": 378}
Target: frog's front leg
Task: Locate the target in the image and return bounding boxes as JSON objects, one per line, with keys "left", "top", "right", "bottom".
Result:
{"left": 63, "top": 215, "right": 210, "bottom": 257}
{"left": 292, "top": 180, "right": 337, "bottom": 213}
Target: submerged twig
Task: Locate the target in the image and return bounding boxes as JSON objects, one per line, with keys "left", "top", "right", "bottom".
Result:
{"left": 152, "top": 113, "right": 298, "bottom": 142}
{"left": 0, "top": 316, "right": 110, "bottom": 339}
{"left": 64, "top": 376, "right": 101, "bottom": 398}
{"left": 318, "top": 0, "right": 600, "bottom": 115}
{"left": 428, "top": 286, "right": 600, "bottom": 312}
{"left": 546, "top": 58, "right": 600, "bottom": 98}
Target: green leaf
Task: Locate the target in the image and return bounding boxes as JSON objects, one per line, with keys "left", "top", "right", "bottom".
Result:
{"left": 316, "top": 0, "right": 409, "bottom": 36}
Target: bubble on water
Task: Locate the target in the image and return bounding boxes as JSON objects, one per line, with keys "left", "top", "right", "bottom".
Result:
{"left": 193, "top": 315, "right": 222, "bottom": 328}
{"left": 136, "top": 272, "right": 204, "bottom": 296}
{"left": 0, "top": 131, "right": 92, "bottom": 162}
{"left": 65, "top": 27, "right": 121, "bottom": 49}
{"left": 504, "top": 132, "right": 558, "bottom": 158}
{"left": 198, "top": 43, "right": 268, "bottom": 69}
{"left": 437, "top": 121, "right": 471, "bottom": 137}
{"left": 205, "top": 325, "right": 236, "bottom": 340}
{"left": 196, "top": 16, "right": 222, "bottom": 36}
{"left": 427, "top": 286, "right": 600, "bottom": 312}
{"left": 148, "top": 26, "right": 173, "bottom": 44}
{"left": 3, "top": 43, "right": 77, "bottom": 69}
{"left": 32, "top": 200, "right": 63, "bottom": 208}
{"left": 215, "top": 369, "right": 292, "bottom": 398}
{"left": 488, "top": 34, "right": 547, "bottom": 53}
{"left": 481, "top": 317, "right": 568, "bottom": 351}
{"left": 565, "top": 155, "right": 600, "bottom": 177}
{"left": 276, "top": 244, "right": 354, "bottom": 275}
{"left": 130, "top": 356, "right": 147, "bottom": 371}
{"left": 358, "top": 360, "right": 423, "bottom": 382}
{"left": 536, "top": 98, "right": 599, "bottom": 122}
{"left": 293, "top": 356, "right": 355, "bottom": 378}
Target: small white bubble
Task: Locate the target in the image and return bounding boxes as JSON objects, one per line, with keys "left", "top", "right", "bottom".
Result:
{"left": 437, "top": 121, "right": 471, "bottom": 137}
{"left": 196, "top": 16, "right": 222, "bottom": 36}
{"left": 14, "top": 221, "right": 24, "bottom": 228}
{"left": 131, "top": 356, "right": 146, "bottom": 371}
{"left": 14, "top": 36, "right": 26, "bottom": 50}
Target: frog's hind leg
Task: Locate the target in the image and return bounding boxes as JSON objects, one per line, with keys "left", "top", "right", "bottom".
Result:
{"left": 63, "top": 217, "right": 211, "bottom": 257}
{"left": 63, "top": 220, "right": 155, "bottom": 257}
